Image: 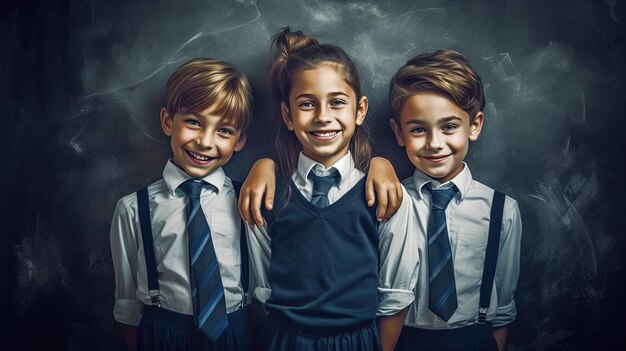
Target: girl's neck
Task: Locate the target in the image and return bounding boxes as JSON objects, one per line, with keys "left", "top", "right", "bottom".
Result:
{"left": 302, "top": 148, "right": 350, "bottom": 169}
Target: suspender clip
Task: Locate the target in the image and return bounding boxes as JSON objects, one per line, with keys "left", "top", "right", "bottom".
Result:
{"left": 240, "top": 291, "right": 248, "bottom": 309}
{"left": 478, "top": 307, "right": 488, "bottom": 325}
{"left": 149, "top": 289, "right": 161, "bottom": 307}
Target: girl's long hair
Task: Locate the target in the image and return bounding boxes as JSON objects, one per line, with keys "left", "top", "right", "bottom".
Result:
{"left": 268, "top": 27, "right": 372, "bottom": 182}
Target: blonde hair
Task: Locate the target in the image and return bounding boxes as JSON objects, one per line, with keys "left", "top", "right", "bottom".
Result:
{"left": 164, "top": 58, "right": 254, "bottom": 133}
{"left": 268, "top": 27, "right": 372, "bottom": 180}
{"left": 389, "top": 50, "right": 485, "bottom": 121}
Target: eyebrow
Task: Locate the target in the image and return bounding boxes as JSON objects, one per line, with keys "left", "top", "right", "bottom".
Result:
{"left": 187, "top": 112, "right": 205, "bottom": 119}
{"left": 439, "top": 116, "right": 464, "bottom": 123}
{"left": 184, "top": 111, "right": 233, "bottom": 124}
{"left": 294, "top": 91, "right": 351, "bottom": 100}
{"left": 404, "top": 115, "right": 464, "bottom": 125}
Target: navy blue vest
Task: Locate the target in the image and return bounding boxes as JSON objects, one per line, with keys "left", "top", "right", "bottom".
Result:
{"left": 265, "top": 176, "right": 379, "bottom": 328}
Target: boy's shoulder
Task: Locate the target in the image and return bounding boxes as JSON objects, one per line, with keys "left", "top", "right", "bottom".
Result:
{"left": 115, "top": 178, "right": 169, "bottom": 212}
{"left": 401, "top": 172, "right": 519, "bottom": 212}
{"left": 462, "top": 178, "right": 521, "bottom": 227}
{"left": 228, "top": 176, "right": 243, "bottom": 194}
{"left": 401, "top": 176, "right": 417, "bottom": 193}
{"left": 118, "top": 173, "right": 241, "bottom": 206}
{"left": 465, "top": 177, "right": 518, "bottom": 206}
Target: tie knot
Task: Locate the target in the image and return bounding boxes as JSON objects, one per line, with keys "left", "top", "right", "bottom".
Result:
{"left": 308, "top": 168, "right": 341, "bottom": 196}
{"left": 426, "top": 183, "right": 458, "bottom": 211}
{"left": 178, "top": 179, "right": 205, "bottom": 199}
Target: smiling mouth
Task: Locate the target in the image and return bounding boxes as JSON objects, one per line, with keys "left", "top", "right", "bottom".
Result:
{"left": 422, "top": 154, "right": 450, "bottom": 163}
{"left": 185, "top": 149, "right": 215, "bottom": 163}
{"left": 310, "top": 130, "right": 339, "bottom": 139}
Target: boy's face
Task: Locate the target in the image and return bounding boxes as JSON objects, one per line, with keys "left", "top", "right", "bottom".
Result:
{"left": 161, "top": 107, "right": 246, "bottom": 178}
{"left": 390, "top": 91, "right": 483, "bottom": 183}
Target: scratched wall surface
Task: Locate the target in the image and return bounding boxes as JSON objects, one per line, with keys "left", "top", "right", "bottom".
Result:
{"left": 3, "top": 0, "right": 625, "bottom": 350}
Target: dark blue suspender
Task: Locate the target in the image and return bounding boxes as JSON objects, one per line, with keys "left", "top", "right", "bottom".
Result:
{"left": 136, "top": 182, "right": 249, "bottom": 310}
{"left": 137, "top": 187, "right": 161, "bottom": 307}
{"left": 231, "top": 180, "right": 250, "bottom": 308}
{"left": 477, "top": 190, "right": 506, "bottom": 325}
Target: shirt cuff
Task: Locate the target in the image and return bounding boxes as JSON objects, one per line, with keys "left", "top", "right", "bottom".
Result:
{"left": 113, "top": 299, "right": 143, "bottom": 326}
{"left": 492, "top": 300, "right": 517, "bottom": 327}
{"left": 377, "top": 288, "right": 415, "bottom": 316}
{"left": 254, "top": 287, "right": 272, "bottom": 303}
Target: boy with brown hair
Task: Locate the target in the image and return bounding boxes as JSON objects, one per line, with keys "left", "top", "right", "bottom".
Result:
{"left": 110, "top": 58, "right": 253, "bottom": 351}
{"left": 389, "top": 50, "right": 522, "bottom": 351}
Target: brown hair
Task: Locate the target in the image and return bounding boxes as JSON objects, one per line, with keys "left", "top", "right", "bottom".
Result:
{"left": 164, "top": 58, "right": 254, "bottom": 133}
{"left": 389, "top": 49, "right": 485, "bottom": 122}
{"left": 268, "top": 27, "right": 372, "bottom": 180}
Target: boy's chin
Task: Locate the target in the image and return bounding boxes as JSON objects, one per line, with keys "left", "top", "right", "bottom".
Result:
{"left": 173, "top": 160, "right": 216, "bottom": 178}
{"left": 414, "top": 166, "right": 447, "bottom": 180}
{"left": 416, "top": 165, "right": 463, "bottom": 183}
{"left": 184, "top": 168, "right": 216, "bottom": 178}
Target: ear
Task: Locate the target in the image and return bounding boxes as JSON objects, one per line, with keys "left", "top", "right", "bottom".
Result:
{"left": 160, "top": 107, "right": 173, "bottom": 136}
{"left": 469, "top": 112, "right": 484, "bottom": 141}
{"left": 234, "top": 133, "right": 247, "bottom": 152}
{"left": 280, "top": 102, "right": 294, "bottom": 131}
{"left": 355, "top": 96, "right": 369, "bottom": 126}
{"left": 389, "top": 118, "right": 406, "bottom": 147}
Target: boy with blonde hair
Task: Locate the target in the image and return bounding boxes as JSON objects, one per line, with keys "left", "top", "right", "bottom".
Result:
{"left": 389, "top": 50, "right": 522, "bottom": 351}
{"left": 111, "top": 58, "right": 253, "bottom": 351}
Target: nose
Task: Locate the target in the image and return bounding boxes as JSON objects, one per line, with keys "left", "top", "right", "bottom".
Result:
{"left": 197, "top": 130, "right": 215, "bottom": 149}
{"left": 426, "top": 131, "right": 444, "bottom": 150}
{"left": 315, "top": 105, "right": 333, "bottom": 124}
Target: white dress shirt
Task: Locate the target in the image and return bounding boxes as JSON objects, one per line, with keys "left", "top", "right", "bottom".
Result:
{"left": 246, "top": 152, "right": 419, "bottom": 316}
{"left": 403, "top": 164, "right": 522, "bottom": 328}
{"left": 110, "top": 161, "right": 249, "bottom": 326}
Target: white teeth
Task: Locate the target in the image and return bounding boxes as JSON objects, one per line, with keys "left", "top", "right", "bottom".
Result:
{"left": 313, "top": 131, "right": 338, "bottom": 137}
{"left": 188, "top": 151, "right": 210, "bottom": 161}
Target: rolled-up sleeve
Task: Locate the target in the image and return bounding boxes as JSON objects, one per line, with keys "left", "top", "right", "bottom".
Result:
{"left": 245, "top": 221, "right": 272, "bottom": 303}
{"left": 377, "top": 187, "right": 420, "bottom": 316}
{"left": 492, "top": 199, "right": 522, "bottom": 327}
{"left": 110, "top": 198, "right": 143, "bottom": 326}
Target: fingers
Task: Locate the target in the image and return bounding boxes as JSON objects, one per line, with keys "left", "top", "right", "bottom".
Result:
{"left": 238, "top": 185, "right": 269, "bottom": 227}
{"left": 365, "top": 175, "right": 375, "bottom": 207}
{"left": 375, "top": 182, "right": 389, "bottom": 222}
{"left": 238, "top": 158, "right": 277, "bottom": 227}
{"left": 381, "top": 186, "right": 399, "bottom": 221}
{"left": 374, "top": 183, "right": 405, "bottom": 221}
{"left": 250, "top": 185, "right": 265, "bottom": 227}
{"left": 397, "top": 185, "right": 404, "bottom": 206}
{"left": 265, "top": 178, "right": 275, "bottom": 211}
{"left": 238, "top": 186, "right": 253, "bottom": 225}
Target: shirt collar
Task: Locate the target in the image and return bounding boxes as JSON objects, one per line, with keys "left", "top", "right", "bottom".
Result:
{"left": 296, "top": 151, "right": 353, "bottom": 185}
{"left": 162, "top": 159, "right": 226, "bottom": 195}
{"left": 411, "top": 162, "right": 473, "bottom": 202}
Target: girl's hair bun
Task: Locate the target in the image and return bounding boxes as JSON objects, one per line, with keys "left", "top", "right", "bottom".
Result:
{"left": 269, "top": 27, "right": 319, "bottom": 105}
{"left": 271, "top": 27, "right": 319, "bottom": 61}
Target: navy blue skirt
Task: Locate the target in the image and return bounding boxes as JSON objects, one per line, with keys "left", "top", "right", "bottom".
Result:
{"left": 396, "top": 323, "right": 498, "bottom": 351}
{"left": 138, "top": 305, "right": 249, "bottom": 351}
{"left": 259, "top": 311, "right": 382, "bottom": 351}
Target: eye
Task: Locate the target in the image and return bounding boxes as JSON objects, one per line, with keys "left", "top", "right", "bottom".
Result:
{"left": 410, "top": 127, "right": 426, "bottom": 134}
{"left": 330, "top": 99, "right": 347, "bottom": 107}
{"left": 298, "top": 101, "right": 315, "bottom": 109}
{"left": 442, "top": 124, "right": 459, "bottom": 132}
{"left": 185, "top": 119, "right": 200, "bottom": 127}
{"left": 217, "top": 127, "right": 235, "bottom": 135}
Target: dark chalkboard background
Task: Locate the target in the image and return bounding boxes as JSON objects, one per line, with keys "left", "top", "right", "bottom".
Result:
{"left": 3, "top": 0, "right": 625, "bottom": 350}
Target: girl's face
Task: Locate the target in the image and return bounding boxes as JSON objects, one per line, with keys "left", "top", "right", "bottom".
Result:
{"left": 281, "top": 65, "right": 368, "bottom": 168}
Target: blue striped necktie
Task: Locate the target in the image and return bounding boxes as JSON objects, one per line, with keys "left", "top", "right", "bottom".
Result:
{"left": 178, "top": 179, "right": 228, "bottom": 341}
{"left": 425, "top": 183, "right": 459, "bottom": 322}
{"left": 307, "top": 168, "right": 340, "bottom": 208}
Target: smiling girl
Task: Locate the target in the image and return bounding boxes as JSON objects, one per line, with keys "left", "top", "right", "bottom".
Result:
{"left": 245, "top": 28, "right": 418, "bottom": 351}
